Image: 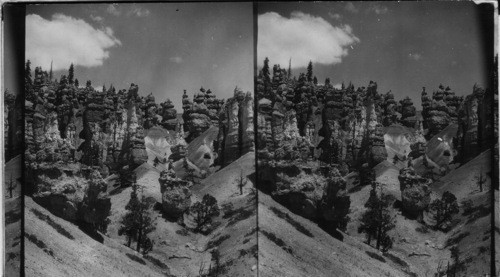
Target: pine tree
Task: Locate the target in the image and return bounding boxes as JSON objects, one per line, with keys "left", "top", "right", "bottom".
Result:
{"left": 325, "top": 78, "right": 331, "bottom": 87}
{"left": 135, "top": 187, "right": 155, "bottom": 253}
{"left": 262, "top": 57, "right": 271, "bottom": 91}
{"left": 118, "top": 178, "right": 155, "bottom": 253}
{"left": 190, "top": 194, "right": 220, "bottom": 232}
{"left": 68, "top": 63, "right": 75, "bottom": 84}
{"left": 288, "top": 57, "right": 292, "bottom": 79}
{"left": 358, "top": 183, "right": 395, "bottom": 251}
{"left": 306, "top": 61, "right": 313, "bottom": 82}
{"left": 430, "top": 191, "right": 459, "bottom": 230}
{"left": 74, "top": 79, "right": 79, "bottom": 88}
{"left": 25, "top": 60, "right": 32, "bottom": 85}
{"left": 119, "top": 177, "right": 140, "bottom": 247}
{"left": 313, "top": 76, "right": 318, "bottom": 85}
{"left": 49, "top": 60, "right": 53, "bottom": 81}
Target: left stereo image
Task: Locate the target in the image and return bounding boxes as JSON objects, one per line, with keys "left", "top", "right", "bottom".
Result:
{"left": 4, "top": 2, "right": 257, "bottom": 276}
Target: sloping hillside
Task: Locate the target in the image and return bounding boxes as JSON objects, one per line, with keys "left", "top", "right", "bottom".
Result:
{"left": 4, "top": 155, "right": 22, "bottom": 277}
{"left": 105, "top": 152, "right": 257, "bottom": 277}
{"left": 25, "top": 197, "right": 168, "bottom": 277}
{"left": 258, "top": 193, "right": 408, "bottom": 277}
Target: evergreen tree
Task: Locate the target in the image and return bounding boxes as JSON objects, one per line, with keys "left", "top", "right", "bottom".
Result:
{"left": 74, "top": 79, "right": 79, "bottom": 88}
{"left": 25, "top": 60, "right": 32, "bottom": 85}
{"left": 306, "top": 61, "right": 313, "bottom": 82}
{"left": 118, "top": 178, "right": 155, "bottom": 253}
{"left": 288, "top": 57, "right": 292, "bottom": 79}
{"left": 86, "top": 80, "right": 92, "bottom": 87}
{"left": 135, "top": 188, "right": 155, "bottom": 253}
{"left": 189, "top": 194, "right": 220, "bottom": 232}
{"left": 68, "top": 63, "right": 75, "bottom": 84}
{"left": 358, "top": 183, "right": 395, "bottom": 251}
{"left": 102, "top": 84, "right": 106, "bottom": 93}
{"left": 313, "top": 76, "right": 318, "bottom": 85}
{"left": 430, "top": 191, "right": 459, "bottom": 230}
{"left": 262, "top": 57, "right": 271, "bottom": 91}
{"left": 393, "top": 155, "right": 400, "bottom": 165}
{"left": 477, "top": 167, "right": 487, "bottom": 192}
{"left": 325, "top": 78, "right": 331, "bottom": 87}
{"left": 119, "top": 175, "right": 140, "bottom": 247}
{"left": 49, "top": 60, "right": 53, "bottom": 81}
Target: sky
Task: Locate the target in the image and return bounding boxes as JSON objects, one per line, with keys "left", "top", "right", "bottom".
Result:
{"left": 25, "top": 3, "right": 253, "bottom": 109}
{"left": 258, "top": 2, "right": 494, "bottom": 108}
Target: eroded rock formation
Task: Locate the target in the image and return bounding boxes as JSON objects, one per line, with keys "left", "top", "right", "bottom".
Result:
{"left": 158, "top": 169, "right": 192, "bottom": 219}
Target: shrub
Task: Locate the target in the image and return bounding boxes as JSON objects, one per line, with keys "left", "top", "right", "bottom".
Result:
{"left": 445, "top": 232, "right": 470, "bottom": 247}
{"left": 144, "top": 255, "right": 169, "bottom": 270}
{"left": 269, "top": 206, "right": 313, "bottom": 237}
{"left": 227, "top": 207, "right": 254, "bottom": 227}
{"left": 365, "top": 251, "right": 386, "bottom": 263}
{"left": 206, "top": 234, "right": 230, "bottom": 250}
{"left": 430, "top": 191, "right": 459, "bottom": 231}
{"left": 190, "top": 194, "right": 220, "bottom": 232}
{"left": 415, "top": 225, "right": 430, "bottom": 234}
{"left": 261, "top": 230, "right": 293, "bottom": 255}
{"left": 31, "top": 208, "right": 74, "bottom": 240}
{"left": 126, "top": 253, "right": 146, "bottom": 265}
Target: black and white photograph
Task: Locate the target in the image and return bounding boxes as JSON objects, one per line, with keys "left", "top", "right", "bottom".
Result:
{"left": 256, "top": 2, "right": 496, "bottom": 277}
{"left": 0, "top": 1, "right": 498, "bottom": 277}
{"left": 18, "top": 2, "right": 256, "bottom": 276}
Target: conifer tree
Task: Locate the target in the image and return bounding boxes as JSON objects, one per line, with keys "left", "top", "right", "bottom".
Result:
{"left": 430, "top": 191, "right": 459, "bottom": 230}
{"left": 74, "top": 79, "right": 79, "bottom": 88}
{"left": 68, "top": 63, "right": 75, "bottom": 84}
{"left": 306, "top": 61, "right": 313, "bottom": 82}
{"left": 325, "top": 78, "right": 331, "bottom": 87}
{"left": 190, "top": 194, "right": 220, "bottom": 232}
{"left": 313, "top": 76, "right": 318, "bottom": 85}
{"left": 358, "top": 183, "right": 395, "bottom": 251}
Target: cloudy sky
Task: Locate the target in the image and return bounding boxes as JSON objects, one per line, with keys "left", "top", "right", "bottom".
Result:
{"left": 26, "top": 3, "right": 253, "bottom": 109}
{"left": 258, "top": 2, "right": 493, "bottom": 107}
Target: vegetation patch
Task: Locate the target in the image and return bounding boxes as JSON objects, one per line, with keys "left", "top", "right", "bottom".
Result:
{"left": 6, "top": 252, "right": 18, "bottom": 261}
{"left": 445, "top": 232, "right": 470, "bottom": 247}
{"left": 261, "top": 230, "right": 293, "bottom": 255}
{"left": 175, "top": 228, "right": 189, "bottom": 236}
{"left": 242, "top": 238, "right": 250, "bottom": 244}
{"left": 25, "top": 232, "right": 54, "bottom": 257}
{"left": 465, "top": 204, "right": 490, "bottom": 224}
{"left": 384, "top": 252, "right": 409, "bottom": 268}
{"left": 31, "top": 208, "right": 75, "bottom": 240}
{"left": 244, "top": 227, "right": 258, "bottom": 237}
{"left": 415, "top": 225, "right": 430, "bottom": 234}
{"left": 206, "top": 234, "right": 230, "bottom": 250}
{"left": 226, "top": 207, "right": 255, "bottom": 227}
{"left": 5, "top": 209, "right": 21, "bottom": 225}
{"left": 144, "top": 255, "right": 169, "bottom": 270}
{"left": 269, "top": 206, "right": 314, "bottom": 238}
{"left": 478, "top": 246, "right": 489, "bottom": 254}
{"left": 238, "top": 244, "right": 258, "bottom": 258}
{"left": 126, "top": 253, "right": 147, "bottom": 265}
{"left": 365, "top": 251, "right": 386, "bottom": 263}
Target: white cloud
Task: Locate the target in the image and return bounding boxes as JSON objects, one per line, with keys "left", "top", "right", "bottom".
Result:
{"left": 90, "top": 14, "right": 103, "bottom": 23}
{"left": 345, "top": 2, "right": 359, "bottom": 14}
{"left": 26, "top": 14, "right": 121, "bottom": 71}
{"left": 409, "top": 53, "right": 423, "bottom": 61}
{"left": 366, "top": 4, "right": 388, "bottom": 15}
{"left": 106, "top": 4, "right": 121, "bottom": 16}
{"left": 169, "top": 56, "right": 183, "bottom": 64}
{"left": 328, "top": 11, "right": 342, "bottom": 21}
{"left": 128, "top": 6, "right": 150, "bottom": 17}
{"left": 333, "top": 83, "right": 342, "bottom": 89}
{"left": 258, "top": 12, "right": 359, "bottom": 68}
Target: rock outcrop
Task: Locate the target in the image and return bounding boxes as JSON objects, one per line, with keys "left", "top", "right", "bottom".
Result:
{"left": 217, "top": 87, "right": 254, "bottom": 167}
{"left": 158, "top": 169, "right": 192, "bottom": 219}
{"left": 455, "top": 84, "right": 493, "bottom": 164}
{"left": 398, "top": 167, "right": 432, "bottom": 220}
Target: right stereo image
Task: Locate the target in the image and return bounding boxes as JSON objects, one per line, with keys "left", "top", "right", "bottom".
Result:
{"left": 255, "top": 2, "right": 497, "bottom": 277}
